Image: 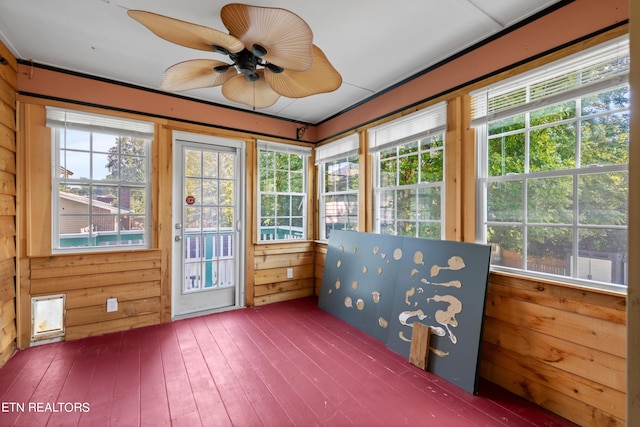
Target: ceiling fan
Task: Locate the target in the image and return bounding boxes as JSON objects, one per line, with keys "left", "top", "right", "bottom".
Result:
{"left": 128, "top": 3, "right": 342, "bottom": 109}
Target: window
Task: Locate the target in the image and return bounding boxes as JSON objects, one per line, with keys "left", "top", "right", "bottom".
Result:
{"left": 316, "top": 134, "right": 360, "bottom": 240}
{"left": 257, "top": 141, "right": 311, "bottom": 241}
{"left": 369, "top": 103, "right": 447, "bottom": 238}
{"left": 48, "top": 108, "right": 153, "bottom": 252}
{"left": 472, "top": 36, "right": 629, "bottom": 291}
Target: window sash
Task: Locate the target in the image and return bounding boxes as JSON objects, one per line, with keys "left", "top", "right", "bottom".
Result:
{"left": 257, "top": 142, "right": 309, "bottom": 242}
{"left": 372, "top": 130, "right": 445, "bottom": 238}
{"left": 475, "top": 53, "right": 630, "bottom": 291}
{"left": 318, "top": 153, "right": 359, "bottom": 240}
{"left": 51, "top": 124, "right": 152, "bottom": 252}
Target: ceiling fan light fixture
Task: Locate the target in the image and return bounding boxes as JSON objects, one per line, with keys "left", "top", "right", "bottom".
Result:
{"left": 246, "top": 73, "right": 260, "bottom": 82}
{"left": 211, "top": 44, "right": 231, "bottom": 55}
{"left": 265, "top": 63, "right": 284, "bottom": 74}
{"left": 213, "top": 64, "right": 231, "bottom": 73}
{"left": 237, "top": 63, "right": 256, "bottom": 76}
{"left": 251, "top": 44, "right": 268, "bottom": 57}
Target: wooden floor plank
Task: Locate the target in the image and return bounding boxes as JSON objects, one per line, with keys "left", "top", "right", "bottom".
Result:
{"left": 202, "top": 313, "right": 293, "bottom": 426}
{"left": 262, "top": 307, "right": 468, "bottom": 425}
{"left": 13, "top": 354, "right": 75, "bottom": 426}
{"left": 156, "top": 323, "right": 202, "bottom": 426}
{"left": 253, "top": 335, "right": 383, "bottom": 424}
{"left": 17, "top": 339, "right": 89, "bottom": 426}
{"left": 138, "top": 325, "right": 171, "bottom": 427}
{"left": 0, "top": 297, "right": 577, "bottom": 426}
{"left": 0, "top": 345, "right": 60, "bottom": 426}
{"left": 74, "top": 332, "right": 125, "bottom": 426}
{"left": 109, "top": 329, "right": 147, "bottom": 426}
{"left": 190, "top": 314, "right": 267, "bottom": 426}
{"left": 243, "top": 307, "right": 370, "bottom": 417}
{"left": 173, "top": 319, "right": 233, "bottom": 427}
{"left": 219, "top": 310, "right": 323, "bottom": 425}
{"left": 47, "top": 354, "right": 95, "bottom": 426}
{"left": 184, "top": 318, "right": 250, "bottom": 425}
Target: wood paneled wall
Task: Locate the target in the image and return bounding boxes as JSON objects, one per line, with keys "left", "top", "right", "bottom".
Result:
{"left": 314, "top": 242, "right": 327, "bottom": 297}
{"left": 482, "top": 273, "right": 625, "bottom": 426}
{"left": 0, "top": 42, "right": 17, "bottom": 367}
{"left": 254, "top": 241, "right": 316, "bottom": 306}
{"left": 29, "top": 251, "right": 162, "bottom": 340}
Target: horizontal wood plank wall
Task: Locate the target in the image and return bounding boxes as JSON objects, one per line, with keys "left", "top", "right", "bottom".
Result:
{"left": 481, "top": 273, "right": 626, "bottom": 426}
{"left": 253, "top": 241, "right": 315, "bottom": 306}
{"left": 29, "top": 250, "right": 163, "bottom": 340}
{"left": 314, "top": 242, "right": 327, "bottom": 297}
{"left": 0, "top": 41, "right": 17, "bottom": 367}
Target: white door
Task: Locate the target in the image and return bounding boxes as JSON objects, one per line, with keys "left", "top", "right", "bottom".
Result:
{"left": 172, "top": 132, "right": 245, "bottom": 319}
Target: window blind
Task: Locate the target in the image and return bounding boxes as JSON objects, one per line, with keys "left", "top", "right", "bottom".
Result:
{"left": 314, "top": 133, "right": 359, "bottom": 164}
{"left": 470, "top": 35, "right": 629, "bottom": 126}
{"left": 257, "top": 140, "right": 312, "bottom": 156}
{"left": 368, "top": 102, "right": 447, "bottom": 153}
{"left": 46, "top": 107, "right": 155, "bottom": 139}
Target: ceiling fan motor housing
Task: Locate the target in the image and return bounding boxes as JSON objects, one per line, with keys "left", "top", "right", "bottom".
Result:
{"left": 233, "top": 49, "right": 260, "bottom": 80}
{"left": 227, "top": 46, "right": 285, "bottom": 82}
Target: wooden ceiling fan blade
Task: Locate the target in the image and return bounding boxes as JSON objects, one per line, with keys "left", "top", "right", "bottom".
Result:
{"left": 222, "top": 71, "right": 280, "bottom": 108}
{"left": 128, "top": 10, "right": 244, "bottom": 54}
{"left": 161, "top": 60, "right": 237, "bottom": 92}
{"left": 265, "top": 46, "right": 342, "bottom": 98}
{"left": 221, "top": 4, "right": 313, "bottom": 72}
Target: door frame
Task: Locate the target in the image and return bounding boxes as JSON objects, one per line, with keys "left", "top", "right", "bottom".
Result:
{"left": 171, "top": 131, "right": 246, "bottom": 320}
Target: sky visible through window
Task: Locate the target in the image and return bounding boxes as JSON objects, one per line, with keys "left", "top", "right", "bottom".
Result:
{"left": 61, "top": 130, "right": 116, "bottom": 180}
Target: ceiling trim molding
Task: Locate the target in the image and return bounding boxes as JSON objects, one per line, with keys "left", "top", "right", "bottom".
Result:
{"left": 18, "top": 91, "right": 312, "bottom": 144}
{"left": 16, "top": 59, "right": 315, "bottom": 128}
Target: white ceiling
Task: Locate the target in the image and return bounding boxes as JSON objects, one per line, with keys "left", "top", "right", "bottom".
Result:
{"left": 0, "top": 0, "right": 563, "bottom": 124}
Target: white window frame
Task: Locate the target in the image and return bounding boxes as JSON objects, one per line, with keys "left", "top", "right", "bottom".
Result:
{"left": 472, "top": 36, "right": 629, "bottom": 293}
{"left": 368, "top": 103, "right": 447, "bottom": 238}
{"left": 257, "top": 140, "right": 311, "bottom": 242}
{"left": 316, "top": 134, "right": 360, "bottom": 241}
{"left": 48, "top": 107, "right": 153, "bottom": 253}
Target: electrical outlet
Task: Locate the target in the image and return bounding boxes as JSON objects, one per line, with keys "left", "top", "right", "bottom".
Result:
{"left": 106, "top": 297, "right": 118, "bottom": 313}
{"left": 287, "top": 268, "right": 293, "bottom": 279}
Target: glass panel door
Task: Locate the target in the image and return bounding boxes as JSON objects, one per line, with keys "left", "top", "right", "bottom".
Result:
{"left": 172, "top": 133, "right": 245, "bottom": 318}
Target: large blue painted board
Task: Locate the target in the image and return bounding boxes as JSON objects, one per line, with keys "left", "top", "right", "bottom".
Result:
{"left": 318, "top": 230, "right": 492, "bottom": 394}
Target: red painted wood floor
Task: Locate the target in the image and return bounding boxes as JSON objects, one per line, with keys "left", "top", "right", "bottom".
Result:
{"left": 0, "top": 297, "right": 576, "bottom": 426}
